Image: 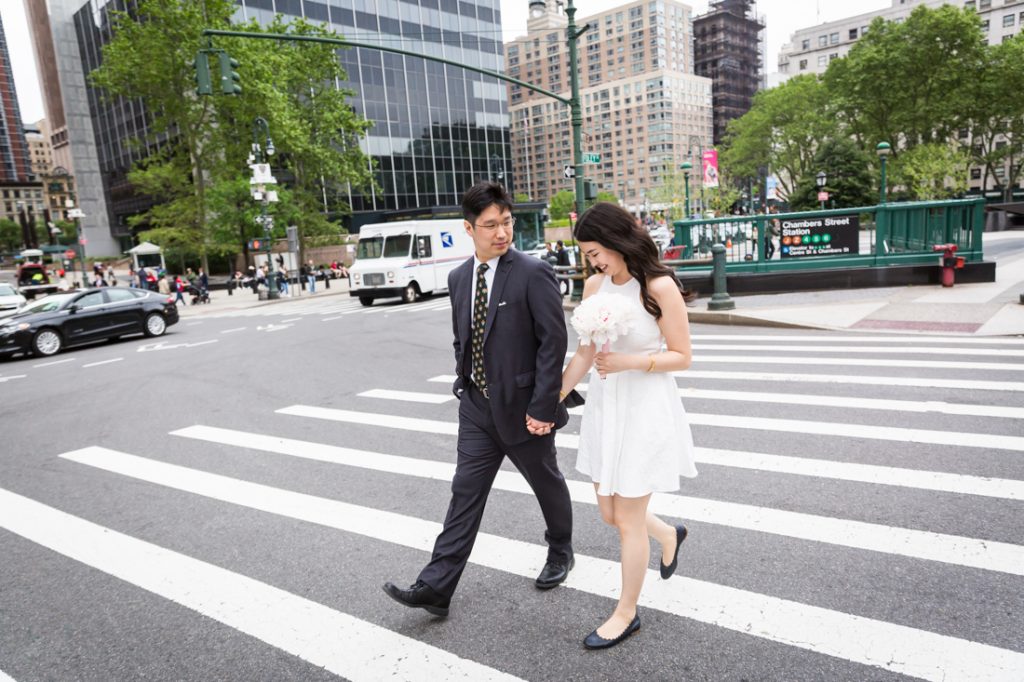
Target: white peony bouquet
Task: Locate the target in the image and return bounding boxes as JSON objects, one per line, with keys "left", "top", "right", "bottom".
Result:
{"left": 570, "top": 292, "right": 635, "bottom": 350}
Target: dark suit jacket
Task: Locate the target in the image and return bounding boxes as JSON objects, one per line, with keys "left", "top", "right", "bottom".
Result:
{"left": 450, "top": 249, "right": 569, "bottom": 446}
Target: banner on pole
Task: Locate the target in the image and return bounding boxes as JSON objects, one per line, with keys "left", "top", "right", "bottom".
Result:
{"left": 702, "top": 150, "right": 719, "bottom": 188}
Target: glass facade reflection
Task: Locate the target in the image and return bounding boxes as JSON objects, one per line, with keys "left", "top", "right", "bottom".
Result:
{"left": 234, "top": 0, "right": 511, "bottom": 224}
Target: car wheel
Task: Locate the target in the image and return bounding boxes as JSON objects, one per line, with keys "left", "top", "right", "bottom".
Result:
{"left": 359, "top": 296, "right": 374, "bottom": 307}
{"left": 144, "top": 312, "right": 167, "bottom": 337}
{"left": 32, "top": 328, "right": 63, "bottom": 357}
{"left": 401, "top": 283, "right": 419, "bottom": 304}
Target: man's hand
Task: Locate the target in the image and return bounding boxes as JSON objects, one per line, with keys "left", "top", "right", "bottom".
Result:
{"left": 525, "top": 414, "right": 554, "bottom": 436}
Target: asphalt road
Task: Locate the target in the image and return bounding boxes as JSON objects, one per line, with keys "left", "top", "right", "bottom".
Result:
{"left": 1, "top": 293, "right": 1023, "bottom": 681}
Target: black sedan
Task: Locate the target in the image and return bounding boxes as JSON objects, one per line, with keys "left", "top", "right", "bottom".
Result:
{"left": 0, "top": 288, "right": 179, "bottom": 358}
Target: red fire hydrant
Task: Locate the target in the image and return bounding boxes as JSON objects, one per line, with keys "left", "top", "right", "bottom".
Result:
{"left": 933, "top": 243, "right": 965, "bottom": 287}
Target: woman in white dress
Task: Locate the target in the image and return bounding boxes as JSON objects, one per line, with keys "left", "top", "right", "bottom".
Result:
{"left": 559, "top": 202, "right": 698, "bottom": 650}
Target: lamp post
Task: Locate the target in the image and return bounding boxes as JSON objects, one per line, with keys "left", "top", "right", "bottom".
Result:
{"left": 65, "top": 199, "right": 87, "bottom": 289}
{"left": 680, "top": 161, "right": 692, "bottom": 218}
{"left": 876, "top": 141, "right": 891, "bottom": 204}
{"left": 816, "top": 171, "right": 827, "bottom": 210}
{"left": 250, "top": 116, "right": 279, "bottom": 299}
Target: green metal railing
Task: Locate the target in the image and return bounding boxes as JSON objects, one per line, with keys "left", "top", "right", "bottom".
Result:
{"left": 670, "top": 198, "right": 985, "bottom": 273}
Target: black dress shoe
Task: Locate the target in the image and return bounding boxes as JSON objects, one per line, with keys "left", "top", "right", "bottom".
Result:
{"left": 382, "top": 580, "right": 450, "bottom": 617}
{"left": 535, "top": 555, "right": 575, "bottom": 589}
{"left": 660, "top": 524, "right": 688, "bottom": 579}
{"left": 583, "top": 614, "right": 641, "bottom": 650}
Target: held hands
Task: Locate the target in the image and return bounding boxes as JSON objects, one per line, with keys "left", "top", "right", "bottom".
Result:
{"left": 525, "top": 414, "right": 554, "bottom": 436}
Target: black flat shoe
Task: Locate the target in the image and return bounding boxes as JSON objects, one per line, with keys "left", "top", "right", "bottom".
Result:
{"left": 660, "top": 525, "right": 688, "bottom": 579}
{"left": 535, "top": 555, "right": 575, "bottom": 589}
{"left": 382, "top": 580, "right": 450, "bottom": 617}
{"left": 583, "top": 614, "right": 641, "bottom": 650}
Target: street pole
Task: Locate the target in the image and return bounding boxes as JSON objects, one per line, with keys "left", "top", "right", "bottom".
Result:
{"left": 877, "top": 141, "right": 891, "bottom": 204}
{"left": 252, "top": 117, "right": 278, "bottom": 299}
{"left": 566, "top": 0, "right": 587, "bottom": 223}
{"left": 680, "top": 162, "right": 691, "bottom": 218}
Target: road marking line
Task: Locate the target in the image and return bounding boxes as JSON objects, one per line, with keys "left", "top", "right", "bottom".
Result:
{"left": 82, "top": 358, "right": 123, "bottom": 368}
{"left": 0, "top": 375, "right": 27, "bottom": 383}
{"left": 32, "top": 358, "right": 76, "bottom": 368}
{"left": 691, "top": 343, "right": 1024, "bottom": 358}
{"left": 280, "top": 403, "right": 1024, "bottom": 453}
{"left": 690, "top": 334, "right": 1024, "bottom": 346}
{"left": 358, "top": 389, "right": 454, "bottom": 404}
{"left": 0, "top": 486, "right": 521, "bottom": 682}
{"left": 56, "top": 448, "right": 1024, "bottom": 681}
{"left": 279, "top": 318, "right": 301, "bottom": 324}
{"left": 220, "top": 327, "right": 247, "bottom": 334}
{"left": 692, "top": 355, "right": 1024, "bottom": 372}
{"left": 185, "top": 322, "right": 202, "bottom": 327}
{"left": 177, "top": 424, "right": 1024, "bottom": 573}
{"left": 0, "top": 669, "right": 16, "bottom": 682}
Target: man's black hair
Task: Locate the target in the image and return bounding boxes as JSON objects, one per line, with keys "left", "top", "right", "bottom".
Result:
{"left": 462, "top": 181, "right": 513, "bottom": 224}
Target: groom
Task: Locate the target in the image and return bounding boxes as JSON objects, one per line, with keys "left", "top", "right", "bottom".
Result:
{"left": 383, "top": 182, "right": 574, "bottom": 617}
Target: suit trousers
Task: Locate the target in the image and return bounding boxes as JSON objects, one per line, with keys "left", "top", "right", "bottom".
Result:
{"left": 418, "top": 384, "right": 574, "bottom": 598}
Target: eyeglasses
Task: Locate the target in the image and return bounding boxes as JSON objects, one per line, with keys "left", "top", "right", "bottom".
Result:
{"left": 473, "top": 216, "right": 516, "bottom": 231}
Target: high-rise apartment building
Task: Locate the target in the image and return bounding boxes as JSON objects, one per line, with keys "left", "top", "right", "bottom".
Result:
{"left": 693, "top": 0, "right": 764, "bottom": 146}
{"left": 0, "top": 12, "right": 33, "bottom": 184}
{"left": 506, "top": 0, "right": 712, "bottom": 212}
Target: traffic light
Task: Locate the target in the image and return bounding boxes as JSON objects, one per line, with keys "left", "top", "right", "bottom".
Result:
{"left": 192, "top": 51, "right": 212, "bottom": 96}
{"left": 218, "top": 51, "right": 241, "bottom": 95}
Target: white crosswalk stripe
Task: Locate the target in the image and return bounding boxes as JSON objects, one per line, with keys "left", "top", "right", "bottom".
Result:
{"left": 48, "top": 448, "right": 1024, "bottom": 682}
{"left": 200, "top": 295, "right": 451, "bottom": 320}
{"left": 5, "top": 333, "right": 1023, "bottom": 680}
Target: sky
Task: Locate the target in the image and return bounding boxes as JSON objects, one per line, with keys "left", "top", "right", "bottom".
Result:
{"left": 1, "top": 0, "right": 892, "bottom": 125}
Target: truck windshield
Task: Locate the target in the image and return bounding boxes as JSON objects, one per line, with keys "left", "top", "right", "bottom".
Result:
{"left": 383, "top": 235, "right": 411, "bottom": 258}
{"left": 357, "top": 236, "right": 383, "bottom": 259}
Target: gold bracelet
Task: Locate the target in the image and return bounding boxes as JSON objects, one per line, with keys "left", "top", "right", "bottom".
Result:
{"left": 559, "top": 390, "right": 567, "bottom": 401}
{"left": 646, "top": 355, "right": 656, "bottom": 373}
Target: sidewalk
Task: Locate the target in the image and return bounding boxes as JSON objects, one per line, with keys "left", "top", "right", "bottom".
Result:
{"left": 687, "top": 230, "right": 1024, "bottom": 336}
{"left": 173, "top": 278, "right": 353, "bottom": 317}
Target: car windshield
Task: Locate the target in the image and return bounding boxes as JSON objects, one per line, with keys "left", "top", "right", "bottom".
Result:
{"left": 357, "top": 236, "right": 383, "bottom": 259}
{"left": 19, "top": 293, "right": 76, "bottom": 314}
{"left": 0, "top": 284, "right": 16, "bottom": 296}
{"left": 383, "top": 235, "right": 411, "bottom": 258}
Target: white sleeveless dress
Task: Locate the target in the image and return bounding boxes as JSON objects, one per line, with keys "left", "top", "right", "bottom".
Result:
{"left": 575, "top": 276, "right": 698, "bottom": 497}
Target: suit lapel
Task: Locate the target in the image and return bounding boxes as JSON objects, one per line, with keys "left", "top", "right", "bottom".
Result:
{"left": 483, "top": 251, "right": 514, "bottom": 346}
{"left": 455, "top": 259, "right": 473, "bottom": 353}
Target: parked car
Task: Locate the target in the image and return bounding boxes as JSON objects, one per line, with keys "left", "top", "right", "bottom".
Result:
{"left": 0, "top": 282, "right": 26, "bottom": 318}
{"left": 0, "top": 287, "right": 179, "bottom": 359}
{"left": 15, "top": 261, "right": 58, "bottom": 300}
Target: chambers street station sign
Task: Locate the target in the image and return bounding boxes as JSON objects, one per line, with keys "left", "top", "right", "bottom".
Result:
{"left": 779, "top": 214, "right": 859, "bottom": 258}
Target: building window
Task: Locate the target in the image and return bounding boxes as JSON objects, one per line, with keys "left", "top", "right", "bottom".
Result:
{"left": 829, "top": 52, "right": 839, "bottom": 61}
{"left": 849, "top": 28, "right": 858, "bottom": 40}
{"left": 982, "top": 20, "right": 990, "bottom": 31}
{"left": 799, "top": 59, "right": 808, "bottom": 70}
{"left": 1003, "top": 14, "right": 1015, "bottom": 27}
{"left": 830, "top": 32, "right": 839, "bottom": 44}
{"left": 818, "top": 35, "right": 827, "bottom": 47}
{"left": 964, "top": 0, "right": 975, "bottom": 9}
{"left": 979, "top": 0, "right": 991, "bottom": 9}
{"left": 818, "top": 55, "right": 827, "bottom": 66}
{"left": 801, "top": 38, "right": 810, "bottom": 50}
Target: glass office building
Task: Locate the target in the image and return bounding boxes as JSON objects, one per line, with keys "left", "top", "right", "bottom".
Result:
{"left": 73, "top": 0, "right": 512, "bottom": 234}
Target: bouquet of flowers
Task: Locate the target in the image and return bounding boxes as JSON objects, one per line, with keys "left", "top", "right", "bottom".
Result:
{"left": 570, "top": 292, "right": 635, "bottom": 350}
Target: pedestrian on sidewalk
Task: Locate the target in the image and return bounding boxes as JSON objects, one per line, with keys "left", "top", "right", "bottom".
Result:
{"left": 383, "top": 181, "right": 574, "bottom": 619}
{"left": 173, "top": 277, "right": 186, "bottom": 306}
{"left": 305, "top": 260, "right": 316, "bottom": 293}
{"left": 157, "top": 274, "right": 171, "bottom": 297}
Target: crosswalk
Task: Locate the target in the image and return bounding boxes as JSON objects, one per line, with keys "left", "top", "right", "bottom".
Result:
{"left": 2, "top": 331, "right": 1023, "bottom": 680}
{"left": 200, "top": 294, "right": 453, "bottom": 319}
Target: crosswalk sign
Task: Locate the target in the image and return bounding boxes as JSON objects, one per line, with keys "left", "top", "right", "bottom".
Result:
{"left": 441, "top": 232, "right": 454, "bottom": 248}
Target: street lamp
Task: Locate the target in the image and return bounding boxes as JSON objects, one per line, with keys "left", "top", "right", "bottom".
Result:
{"left": 876, "top": 141, "right": 891, "bottom": 204}
{"left": 816, "top": 171, "right": 827, "bottom": 210}
{"left": 250, "top": 116, "right": 279, "bottom": 299}
{"left": 680, "top": 161, "right": 692, "bottom": 218}
{"left": 65, "top": 199, "right": 87, "bottom": 289}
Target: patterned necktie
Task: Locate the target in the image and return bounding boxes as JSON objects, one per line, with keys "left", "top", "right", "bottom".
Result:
{"left": 471, "top": 262, "right": 489, "bottom": 391}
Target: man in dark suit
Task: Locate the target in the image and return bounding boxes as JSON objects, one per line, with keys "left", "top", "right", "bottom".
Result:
{"left": 383, "top": 182, "right": 574, "bottom": 617}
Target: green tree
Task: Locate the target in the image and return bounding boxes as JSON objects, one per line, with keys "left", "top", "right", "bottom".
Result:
{"left": 513, "top": 192, "right": 531, "bottom": 203}
{"left": 0, "top": 219, "right": 21, "bottom": 252}
{"left": 548, "top": 189, "right": 575, "bottom": 220}
{"left": 594, "top": 191, "right": 618, "bottom": 204}
{"left": 789, "top": 138, "right": 876, "bottom": 210}
{"left": 89, "top": 0, "right": 372, "bottom": 270}
{"left": 825, "top": 6, "right": 986, "bottom": 152}
{"left": 891, "top": 142, "right": 971, "bottom": 200}
{"left": 964, "top": 34, "right": 1024, "bottom": 200}
{"left": 720, "top": 75, "right": 839, "bottom": 202}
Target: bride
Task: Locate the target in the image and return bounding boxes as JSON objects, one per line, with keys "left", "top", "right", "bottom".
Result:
{"left": 559, "top": 202, "right": 698, "bottom": 650}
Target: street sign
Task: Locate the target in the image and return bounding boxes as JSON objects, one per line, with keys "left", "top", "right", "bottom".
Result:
{"left": 249, "top": 239, "right": 264, "bottom": 250}
{"left": 582, "top": 152, "right": 601, "bottom": 164}
{"left": 817, "top": 191, "right": 829, "bottom": 202}
{"left": 563, "top": 165, "right": 575, "bottom": 179}
{"left": 779, "top": 214, "right": 859, "bottom": 259}
{"left": 78, "top": 237, "right": 88, "bottom": 245}
{"left": 67, "top": 208, "right": 85, "bottom": 219}
{"left": 64, "top": 249, "right": 76, "bottom": 259}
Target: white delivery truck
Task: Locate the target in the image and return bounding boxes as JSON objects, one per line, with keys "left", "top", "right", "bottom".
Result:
{"left": 349, "top": 220, "right": 475, "bottom": 306}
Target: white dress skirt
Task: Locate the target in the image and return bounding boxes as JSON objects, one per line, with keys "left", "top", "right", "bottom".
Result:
{"left": 575, "top": 276, "right": 698, "bottom": 497}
